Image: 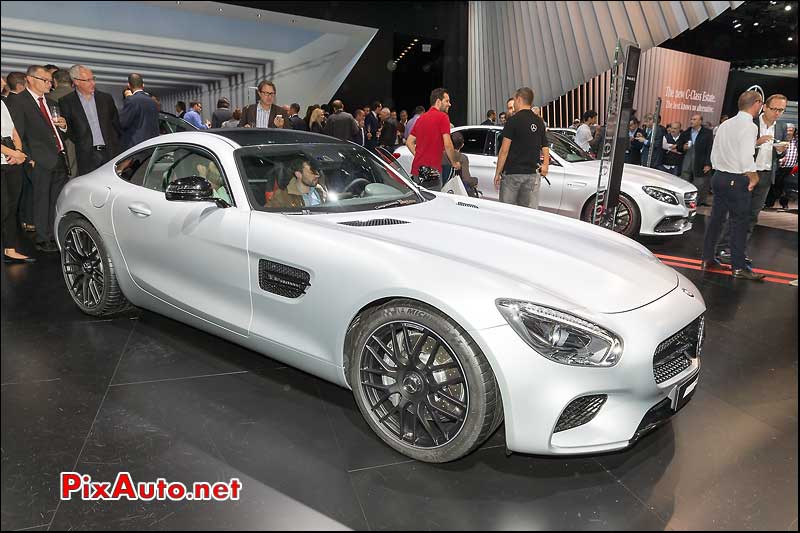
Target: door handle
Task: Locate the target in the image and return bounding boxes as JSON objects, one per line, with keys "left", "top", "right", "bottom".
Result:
{"left": 128, "top": 203, "right": 152, "bottom": 217}
{"left": 566, "top": 182, "right": 587, "bottom": 189}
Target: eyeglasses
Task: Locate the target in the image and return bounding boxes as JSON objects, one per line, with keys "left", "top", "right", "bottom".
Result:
{"left": 259, "top": 91, "right": 275, "bottom": 96}
{"left": 768, "top": 106, "right": 786, "bottom": 113}
{"left": 29, "top": 75, "right": 53, "bottom": 85}
{"left": 74, "top": 76, "right": 97, "bottom": 82}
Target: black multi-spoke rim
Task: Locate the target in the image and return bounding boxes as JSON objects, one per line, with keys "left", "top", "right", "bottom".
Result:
{"left": 360, "top": 321, "right": 468, "bottom": 449}
{"left": 586, "top": 199, "right": 632, "bottom": 234}
{"left": 62, "top": 227, "right": 105, "bottom": 309}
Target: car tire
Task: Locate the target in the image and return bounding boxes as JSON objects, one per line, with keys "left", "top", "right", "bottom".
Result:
{"left": 349, "top": 299, "right": 503, "bottom": 463}
{"left": 581, "top": 194, "right": 641, "bottom": 238}
{"left": 59, "top": 216, "right": 133, "bottom": 317}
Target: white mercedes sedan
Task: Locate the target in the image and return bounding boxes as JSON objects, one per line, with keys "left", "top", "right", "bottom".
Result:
{"left": 55, "top": 129, "right": 705, "bottom": 463}
{"left": 394, "top": 125, "right": 698, "bottom": 238}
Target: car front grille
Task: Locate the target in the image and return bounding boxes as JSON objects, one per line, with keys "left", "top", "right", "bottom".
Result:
{"left": 653, "top": 315, "right": 704, "bottom": 384}
{"left": 554, "top": 394, "right": 607, "bottom": 433}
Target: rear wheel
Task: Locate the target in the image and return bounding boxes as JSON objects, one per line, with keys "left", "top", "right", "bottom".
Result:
{"left": 349, "top": 300, "right": 502, "bottom": 463}
{"left": 59, "top": 217, "right": 132, "bottom": 317}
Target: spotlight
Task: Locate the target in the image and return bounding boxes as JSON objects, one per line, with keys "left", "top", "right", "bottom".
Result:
{"left": 786, "top": 4, "right": 792, "bottom": 10}
{"left": 734, "top": 23, "right": 742, "bottom": 28}
{"left": 413, "top": 38, "right": 419, "bottom": 42}
{"left": 754, "top": 22, "right": 759, "bottom": 26}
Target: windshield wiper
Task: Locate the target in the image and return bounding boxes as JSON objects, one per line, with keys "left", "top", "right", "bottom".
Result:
{"left": 374, "top": 198, "right": 418, "bottom": 210}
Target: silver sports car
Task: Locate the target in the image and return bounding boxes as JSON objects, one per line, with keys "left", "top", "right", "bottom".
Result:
{"left": 55, "top": 129, "right": 705, "bottom": 463}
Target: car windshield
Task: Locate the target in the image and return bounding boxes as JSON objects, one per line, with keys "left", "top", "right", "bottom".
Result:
{"left": 236, "top": 143, "right": 420, "bottom": 213}
{"left": 546, "top": 132, "right": 592, "bottom": 163}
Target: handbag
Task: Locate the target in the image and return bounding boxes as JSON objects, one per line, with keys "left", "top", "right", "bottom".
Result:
{"left": 441, "top": 167, "right": 468, "bottom": 196}
{"left": 416, "top": 166, "right": 441, "bottom": 188}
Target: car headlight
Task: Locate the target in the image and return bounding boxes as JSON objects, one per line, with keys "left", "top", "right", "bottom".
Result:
{"left": 495, "top": 299, "right": 623, "bottom": 367}
{"left": 642, "top": 186, "right": 679, "bottom": 205}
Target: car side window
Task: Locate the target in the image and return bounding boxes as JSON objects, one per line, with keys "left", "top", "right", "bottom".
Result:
{"left": 115, "top": 148, "right": 156, "bottom": 186}
{"left": 143, "top": 145, "right": 232, "bottom": 204}
{"left": 460, "top": 129, "right": 488, "bottom": 156}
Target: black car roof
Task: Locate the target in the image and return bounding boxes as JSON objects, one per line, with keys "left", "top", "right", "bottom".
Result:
{"left": 207, "top": 128, "right": 347, "bottom": 147}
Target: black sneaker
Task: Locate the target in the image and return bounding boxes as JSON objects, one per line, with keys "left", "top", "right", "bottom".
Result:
{"left": 35, "top": 241, "right": 59, "bottom": 253}
{"left": 717, "top": 250, "right": 752, "bottom": 265}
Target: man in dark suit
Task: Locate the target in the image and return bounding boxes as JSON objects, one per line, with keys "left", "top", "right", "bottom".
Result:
{"left": 364, "top": 100, "right": 381, "bottom": 151}
{"left": 352, "top": 109, "right": 366, "bottom": 146}
{"left": 58, "top": 65, "right": 121, "bottom": 175}
{"left": 238, "top": 80, "right": 288, "bottom": 129}
{"left": 210, "top": 97, "right": 232, "bottom": 128}
{"left": 324, "top": 100, "right": 359, "bottom": 141}
{"left": 481, "top": 109, "right": 496, "bottom": 125}
{"left": 625, "top": 118, "right": 645, "bottom": 165}
{"left": 639, "top": 113, "right": 666, "bottom": 168}
{"left": 119, "top": 73, "right": 159, "bottom": 151}
{"left": 378, "top": 107, "right": 398, "bottom": 149}
{"left": 676, "top": 113, "right": 714, "bottom": 205}
{"left": 6, "top": 65, "right": 69, "bottom": 252}
{"left": 287, "top": 103, "right": 307, "bottom": 131}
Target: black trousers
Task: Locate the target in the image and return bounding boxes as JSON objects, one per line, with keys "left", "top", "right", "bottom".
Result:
{"left": 1, "top": 164, "right": 25, "bottom": 250}
{"left": 703, "top": 171, "right": 751, "bottom": 270}
{"left": 19, "top": 164, "right": 34, "bottom": 225}
{"left": 715, "top": 170, "right": 772, "bottom": 255}
{"left": 31, "top": 156, "right": 68, "bottom": 244}
{"left": 78, "top": 148, "right": 112, "bottom": 176}
{"left": 766, "top": 166, "right": 792, "bottom": 208}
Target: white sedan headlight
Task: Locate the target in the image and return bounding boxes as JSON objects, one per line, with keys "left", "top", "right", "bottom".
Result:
{"left": 495, "top": 299, "right": 623, "bottom": 367}
{"left": 642, "top": 186, "right": 679, "bottom": 205}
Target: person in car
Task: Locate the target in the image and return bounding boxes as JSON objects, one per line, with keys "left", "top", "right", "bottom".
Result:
{"left": 266, "top": 156, "right": 328, "bottom": 209}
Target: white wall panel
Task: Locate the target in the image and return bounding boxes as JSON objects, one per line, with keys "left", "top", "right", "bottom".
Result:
{"left": 468, "top": 0, "right": 743, "bottom": 124}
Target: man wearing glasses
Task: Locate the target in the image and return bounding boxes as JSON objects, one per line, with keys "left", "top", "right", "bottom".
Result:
{"left": 5, "top": 65, "right": 69, "bottom": 252}
{"left": 238, "top": 80, "right": 287, "bottom": 129}
{"left": 58, "top": 65, "right": 121, "bottom": 175}
{"left": 716, "top": 93, "right": 789, "bottom": 267}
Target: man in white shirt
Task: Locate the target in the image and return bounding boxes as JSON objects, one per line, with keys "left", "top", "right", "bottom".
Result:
{"left": 701, "top": 90, "right": 765, "bottom": 281}
{"left": 575, "top": 110, "right": 597, "bottom": 152}
{"left": 715, "top": 93, "right": 789, "bottom": 265}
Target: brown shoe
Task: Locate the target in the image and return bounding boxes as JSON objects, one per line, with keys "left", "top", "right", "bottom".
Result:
{"left": 732, "top": 269, "right": 766, "bottom": 281}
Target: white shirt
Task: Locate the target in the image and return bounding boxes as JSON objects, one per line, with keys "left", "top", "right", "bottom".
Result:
{"left": 755, "top": 115, "right": 776, "bottom": 171}
{"left": 575, "top": 123, "right": 593, "bottom": 151}
{"left": 1, "top": 100, "right": 15, "bottom": 165}
{"left": 710, "top": 111, "right": 758, "bottom": 175}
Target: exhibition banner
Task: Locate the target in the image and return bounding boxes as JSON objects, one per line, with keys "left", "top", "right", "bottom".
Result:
{"left": 634, "top": 47, "right": 730, "bottom": 127}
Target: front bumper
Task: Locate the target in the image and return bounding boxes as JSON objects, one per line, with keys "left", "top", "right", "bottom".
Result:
{"left": 472, "top": 273, "right": 705, "bottom": 455}
{"left": 639, "top": 199, "right": 696, "bottom": 236}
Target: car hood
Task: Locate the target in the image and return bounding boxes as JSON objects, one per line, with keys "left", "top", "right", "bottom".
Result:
{"left": 571, "top": 160, "right": 698, "bottom": 193}
{"left": 302, "top": 196, "right": 678, "bottom": 314}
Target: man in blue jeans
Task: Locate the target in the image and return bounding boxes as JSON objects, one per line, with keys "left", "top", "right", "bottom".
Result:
{"left": 701, "top": 90, "right": 765, "bottom": 281}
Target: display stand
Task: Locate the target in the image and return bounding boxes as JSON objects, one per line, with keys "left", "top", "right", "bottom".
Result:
{"left": 592, "top": 39, "right": 641, "bottom": 231}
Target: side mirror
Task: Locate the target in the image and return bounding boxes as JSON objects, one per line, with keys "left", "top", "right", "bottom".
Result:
{"left": 165, "top": 176, "right": 226, "bottom": 207}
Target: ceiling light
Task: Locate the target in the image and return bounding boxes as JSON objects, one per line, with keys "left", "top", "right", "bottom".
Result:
{"left": 753, "top": 22, "right": 759, "bottom": 26}
{"left": 786, "top": 4, "right": 792, "bottom": 10}
{"left": 734, "top": 23, "right": 742, "bottom": 28}
{"left": 413, "top": 38, "right": 419, "bottom": 42}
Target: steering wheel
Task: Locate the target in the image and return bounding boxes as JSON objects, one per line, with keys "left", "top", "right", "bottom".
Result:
{"left": 342, "top": 178, "right": 371, "bottom": 196}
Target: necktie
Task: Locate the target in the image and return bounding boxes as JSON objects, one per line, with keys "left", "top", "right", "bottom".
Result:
{"left": 38, "top": 97, "right": 63, "bottom": 152}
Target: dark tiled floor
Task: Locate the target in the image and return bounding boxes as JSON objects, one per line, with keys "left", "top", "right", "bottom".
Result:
{"left": 2, "top": 218, "right": 797, "bottom": 531}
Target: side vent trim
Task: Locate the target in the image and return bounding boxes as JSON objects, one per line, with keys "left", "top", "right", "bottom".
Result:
{"left": 258, "top": 259, "right": 311, "bottom": 299}
{"left": 457, "top": 202, "right": 479, "bottom": 209}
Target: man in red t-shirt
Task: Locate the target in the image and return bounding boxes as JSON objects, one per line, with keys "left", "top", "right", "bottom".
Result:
{"left": 406, "top": 87, "right": 460, "bottom": 190}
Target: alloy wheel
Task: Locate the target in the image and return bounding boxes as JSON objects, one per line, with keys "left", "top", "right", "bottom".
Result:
{"left": 360, "top": 321, "right": 469, "bottom": 449}
{"left": 62, "top": 227, "right": 105, "bottom": 309}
